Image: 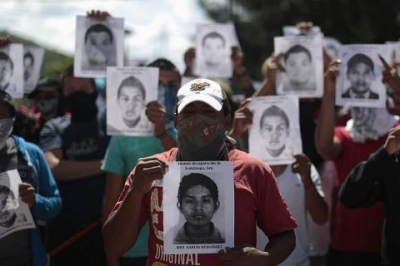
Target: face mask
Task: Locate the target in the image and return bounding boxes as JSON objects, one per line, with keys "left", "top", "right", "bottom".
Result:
{"left": 95, "top": 78, "right": 106, "bottom": 94}
{"left": 37, "top": 98, "right": 59, "bottom": 121}
{"left": 177, "top": 114, "right": 227, "bottom": 161}
{"left": 158, "top": 85, "right": 177, "bottom": 122}
{"left": 66, "top": 91, "right": 98, "bottom": 123}
{"left": 0, "top": 118, "right": 14, "bottom": 150}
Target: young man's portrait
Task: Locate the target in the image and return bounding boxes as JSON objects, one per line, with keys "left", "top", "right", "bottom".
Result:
{"left": 23, "top": 52, "right": 34, "bottom": 82}
{"left": 259, "top": 105, "right": 293, "bottom": 158}
{"left": 0, "top": 185, "right": 19, "bottom": 228}
{"left": 82, "top": 23, "right": 116, "bottom": 71}
{"left": 342, "top": 53, "right": 379, "bottom": 99}
{"left": 0, "top": 52, "right": 14, "bottom": 92}
{"left": 282, "top": 44, "right": 316, "bottom": 92}
{"left": 174, "top": 173, "right": 225, "bottom": 245}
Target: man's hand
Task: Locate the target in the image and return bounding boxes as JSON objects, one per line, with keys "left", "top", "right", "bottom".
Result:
{"left": 129, "top": 157, "right": 167, "bottom": 195}
{"left": 229, "top": 98, "right": 253, "bottom": 140}
{"left": 87, "top": 10, "right": 110, "bottom": 21}
{"left": 384, "top": 127, "right": 400, "bottom": 155}
{"left": 0, "top": 36, "right": 10, "bottom": 48}
{"left": 19, "top": 183, "right": 36, "bottom": 208}
{"left": 218, "top": 245, "right": 270, "bottom": 266}
{"left": 145, "top": 100, "right": 167, "bottom": 136}
{"left": 324, "top": 60, "right": 340, "bottom": 95}
{"left": 262, "top": 53, "right": 285, "bottom": 88}
{"left": 291, "top": 154, "right": 313, "bottom": 189}
{"left": 380, "top": 54, "right": 400, "bottom": 93}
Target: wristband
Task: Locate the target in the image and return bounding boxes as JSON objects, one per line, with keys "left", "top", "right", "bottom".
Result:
{"left": 156, "top": 130, "right": 168, "bottom": 139}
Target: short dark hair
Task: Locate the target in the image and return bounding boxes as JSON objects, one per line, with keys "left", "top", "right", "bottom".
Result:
{"left": 0, "top": 185, "right": 15, "bottom": 199}
{"left": 177, "top": 173, "right": 219, "bottom": 205}
{"left": 284, "top": 44, "right": 312, "bottom": 63}
{"left": 117, "top": 76, "right": 146, "bottom": 100}
{"left": 0, "top": 52, "right": 14, "bottom": 70}
{"left": 24, "top": 52, "right": 34, "bottom": 64}
{"left": 347, "top": 53, "right": 374, "bottom": 73}
{"left": 0, "top": 90, "right": 16, "bottom": 117}
{"left": 202, "top": 31, "right": 226, "bottom": 47}
{"left": 84, "top": 24, "right": 113, "bottom": 44}
{"left": 260, "top": 105, "right": 290, "bottom": 130}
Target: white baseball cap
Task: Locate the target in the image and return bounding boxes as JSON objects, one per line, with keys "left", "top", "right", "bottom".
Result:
{"left": 176, "top": 78, "right": 224, "bottom": 113}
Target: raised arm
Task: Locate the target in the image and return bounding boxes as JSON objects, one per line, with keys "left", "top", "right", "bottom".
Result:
{"left": 315, "top": 60, "right": 342, "bottom": 160}
{"left": 340, "top": 127, "right": 400, "bottom": 207}
{"left": 102, "top": 156, "right": 167, "bottom": 258}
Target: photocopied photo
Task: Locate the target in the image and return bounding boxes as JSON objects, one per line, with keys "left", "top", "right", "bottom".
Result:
{"left": 0, "top": 170, "right": 35, "bottom": 240}
{"left": 282, "top": 25, "right": 322, "bottom": 37}
{"left": 274, "top": 35, "right": 324, "bottom": 98}
{"left": 324, "top": 37, "right": 342, "bottom": 61}
{"left": 0, "top": 44, "right": 23, "bottom": 99}
{"left": 248, "top": 95, "right": 303, "bottom": 165}
{"left": 194, "top": 23, "right": 233, "bottom": 79}
{"left": 23, "top": 45, "right": 45, "bottom": 94}
{"left": 335, "top": 44, "right": 389, "bottom": 108}
{"left": 163, "top": 161, "right": 234, "bottom": 255}
{"left": 106, "top": 66, "right": 159, "bottom": 136}
{"left": 74, "top": 15, "right": 124, "bottom": 78}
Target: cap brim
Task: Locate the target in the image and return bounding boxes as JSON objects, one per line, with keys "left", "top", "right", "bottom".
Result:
{"left": 177, "top": 94, "right": 223, "bottom": 113}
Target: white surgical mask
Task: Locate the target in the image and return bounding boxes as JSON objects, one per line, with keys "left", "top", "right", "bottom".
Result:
{"left": 0, "top": 118, "right": 14, "bottom": 150}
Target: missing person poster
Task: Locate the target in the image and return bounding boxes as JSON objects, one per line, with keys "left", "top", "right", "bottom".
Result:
{"left": 163, "top": 161, "right": 234, "bottom": 254}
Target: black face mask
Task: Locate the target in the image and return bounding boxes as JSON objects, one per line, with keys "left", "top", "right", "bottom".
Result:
{"left": 66, "top": 91, "right": 98, "bottom": 123}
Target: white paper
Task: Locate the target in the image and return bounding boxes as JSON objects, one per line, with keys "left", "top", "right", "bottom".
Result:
{"left": 274, "top": 35, "right": 324, "bottom": 98}
{"left": 0, "top": 44, "right": 24, "bottom": 98}
{"left": 323, "top": 37, "right": 341, "bottom": 61}
{"left": 163, "top": 161, "right": 234, "bottom": 254}
{"left": 74, "top": 15, "right": 124, "bottom": 78}
{"left": 0, "top": 170, "right": 35, "bottom": 240}
{"left": 106, "top": 66, "right": 158, "bottom": 136}
{"left": 283, "top": 26, "right": 322, "bottom": 37}
{"left": 335, "top": 44, "right": 389, "bottom": 108}
{"left": 248, "top": 95, "right": 302, "bottom": 165}
{"left": 23, "top": 45, "right": 44, "bottom": 93}
{"left": 194, "top": 24, "right": 233, "bottom": 79}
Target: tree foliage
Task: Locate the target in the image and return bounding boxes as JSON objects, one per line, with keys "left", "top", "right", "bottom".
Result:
{"left": 199, "top": 0, "right": 400, "bottom": 80}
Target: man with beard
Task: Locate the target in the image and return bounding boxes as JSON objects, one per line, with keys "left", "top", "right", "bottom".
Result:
{"left": 39, "top": 65, "right": 109, "bottom": 266}
{"left": 342, "top": 53, "right": 379, "bottom": 99}
{"left": 103, "top": 78, "right": 297, "bottom": 266}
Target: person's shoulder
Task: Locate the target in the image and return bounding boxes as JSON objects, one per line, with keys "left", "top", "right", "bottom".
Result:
{"left": 154, "top": 147, "right": 178, "bottom": 162}
{"left": 229, "top": 148, "right": 272, "bottom": 172}
{"left": 341, "top": 88, "right": 351, "bottom": 98}
{"left": 369, "top": 90, "right": 379, "bottom": 99}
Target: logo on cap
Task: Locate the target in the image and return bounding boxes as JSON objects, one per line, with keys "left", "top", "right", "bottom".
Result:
{"left": 190, "top": 82, "right": 210, "bottom": 92}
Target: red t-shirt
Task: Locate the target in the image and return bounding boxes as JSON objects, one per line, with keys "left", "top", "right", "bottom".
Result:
{"left": 331, "top": 126, "right": 386, "bottom": 252}
{"left": 114, "top": 148, "right": 297, "bottom": 266}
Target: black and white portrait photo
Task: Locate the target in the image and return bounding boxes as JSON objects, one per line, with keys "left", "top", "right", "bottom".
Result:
{"left": 106, "top": 66, "right": 158, "bottom": 136}
{"left": 323, "top": 37, "right": 341, "bottom": 61}
{"left": 0, "top": 170, "right": 35, "bottom": 240}
{"left": 74, "top": 15, "right": 124, "bottom": 78}
{"left": 274, "top": 36, "right": 324, "bottom": 98}
{"left": 0, "top": 44, "right": 23, "bottom": 99}
{"left": 163, "top": 161, "right": 234, "bottom": 255}
{"left": 194, "top": 24, "right": 233, "bottom": 79}
{"left": 249, "top": 96, "right": 302, "bottom": 165}
{"left": 335, "top": 45, "right": 389, "bottom": 108}
{"left": 23, "top": 45, "right": 44, "bottom": 93}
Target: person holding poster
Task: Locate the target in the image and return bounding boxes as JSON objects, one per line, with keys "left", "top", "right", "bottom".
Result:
{"left": 0, "top": 90, "right": 61, "bottom": 266}
{"left": 103, "top": 78, "right": 297, "bottom": 266}
{"left": 315, "top": 59, "right": 399, "bottom": 266}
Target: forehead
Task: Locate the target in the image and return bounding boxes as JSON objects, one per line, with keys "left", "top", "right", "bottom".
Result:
{"left": 87, "top": 31, "right": 111, "bottom": 42}
{"left": 286, "top": 52, "right": 309, "bottom": 62}
{"left": 262, "top": 115, "right": 286, "bottom": 124}
{"left": 119, "top": 86, "right": 144, "bottom": 97}
{"left": 349, "top": 63, "right": 372, "bottom": 72}
{"left": 204, "top": 37, "right": 224, "bottom": 47}
{"left": 0, "top": 59, "right": 11, "bottom": 67}
{"left": 184, "top": 185, "right": 211, "bottom": 196}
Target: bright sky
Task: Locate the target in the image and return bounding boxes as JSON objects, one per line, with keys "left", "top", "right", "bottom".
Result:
{"left": 0, "top": 0, "right": 215, "bottom": 72}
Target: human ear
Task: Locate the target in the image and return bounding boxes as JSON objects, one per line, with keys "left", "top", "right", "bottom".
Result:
{"left": 214, "top": 201, "right": 220, "bottom": 213}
